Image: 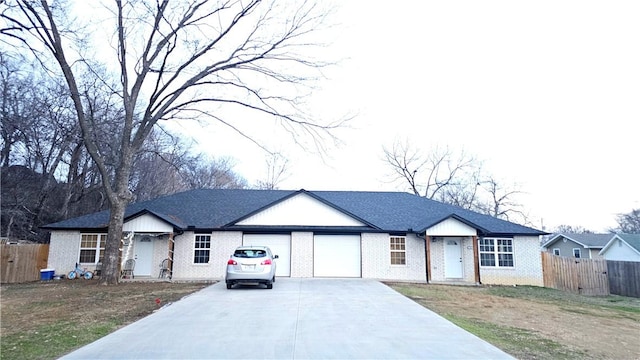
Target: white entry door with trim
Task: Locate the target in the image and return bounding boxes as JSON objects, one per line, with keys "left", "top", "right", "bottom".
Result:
{"left": 134, "top": 236, "right": 154, "bottom": 276}
{"left": 444, "top": 238, "right": 463, "bottom": 278}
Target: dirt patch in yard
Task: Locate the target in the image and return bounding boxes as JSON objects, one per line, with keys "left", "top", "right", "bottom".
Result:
{"left": 387, "top": 283, "right": 640, "bottom": 360}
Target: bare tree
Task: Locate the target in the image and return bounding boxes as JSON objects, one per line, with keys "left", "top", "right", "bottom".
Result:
{"left": 0, "top": 53, "right": 26, "bottom": 167}
{"left": 612, "top": 208, "right": 640, "bottom": 233}
{"left": 383, "top": 140, "right": 481, "bottom": 200}
{"left": 551, "top": 225, "right": 594, "bottom": 234}
{"left": 475, "top": 177, "right": 528, "bottom": 224}
{"left": 182, "top": 156, "right": 248, "bottom": 190}
{"left": 383, "top": 140, "right": 528, "bottom": 223}
{"left": 129, "top": 129, "right": 194, "bottom": 201}
{"left": 0, "top": 54, "right": 87, "bottom": 241}
{"left": 2, "top": 0, "right": 340, "bottom": 284}
{"left": 255, "top": 152, "right": 290, "bottom": 190}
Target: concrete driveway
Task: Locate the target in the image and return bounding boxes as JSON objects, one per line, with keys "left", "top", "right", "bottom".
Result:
{"left": 61, "top": 279, "right": 512, "bottom": 359}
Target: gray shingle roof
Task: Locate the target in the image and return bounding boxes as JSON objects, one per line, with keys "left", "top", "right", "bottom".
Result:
{"left": 42, "top": 189, "right": 545, "bottom": 236}
{"left": 616, "top": 234, "right": 640, "bottom": 253}
{"left": 542, "top": 233, "right": 613, "bottom": 249}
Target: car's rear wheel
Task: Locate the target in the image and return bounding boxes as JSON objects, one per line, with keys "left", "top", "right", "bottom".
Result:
{"left": 266, "top": 282, "right": 273, "bottom": 289}
{"left": 226, "top": 282, "right": 232, "bottom": 289}
{"left": 272, "top": 275, "right": 276, "bottom": 283}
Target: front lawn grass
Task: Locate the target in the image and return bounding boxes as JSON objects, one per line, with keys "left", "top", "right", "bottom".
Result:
{"left": 1, "top": 281, "right": 211, "bottom": 360}
{"left": 388, "top": 282, "right": 640, "bottom": 360}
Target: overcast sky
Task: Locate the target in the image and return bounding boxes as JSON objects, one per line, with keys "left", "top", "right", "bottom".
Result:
{"left": 179, "top": 1, "right": 639, "bottom": 233}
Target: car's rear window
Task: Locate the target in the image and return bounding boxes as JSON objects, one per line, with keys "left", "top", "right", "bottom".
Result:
{"left": 234, "top": 249, "right": 267, "bottom": 258}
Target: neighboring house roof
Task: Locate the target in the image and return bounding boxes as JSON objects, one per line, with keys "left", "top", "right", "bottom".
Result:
{"left": 41, "top": 189, "right": 545, "bottom": 236}
{"left": 542, "top": 233, "right": 613, "bottom": 249}
{"left": 599, "top": 234, "right": 640, "bottom": 256}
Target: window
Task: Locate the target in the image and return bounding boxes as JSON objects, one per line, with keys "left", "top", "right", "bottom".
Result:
{"left": 79, "top": 234, "right": 106, "bottom": 263}
{"left": 194, "top": 235, "right": 211, "bottom": 264}
{"left": 479, "top": 238, "right": 514, "bottom": 267}
{"left": 390, "top": 236, "right": 406, "bottom": 265}
{"left": 234, "top": 249, "right": 267, "bottom": 258}
{"left": 573, "top": 248, "right": 581, "bottom": 258}
{"left": 553, "top": 248, "right": 560, "bottom": 256}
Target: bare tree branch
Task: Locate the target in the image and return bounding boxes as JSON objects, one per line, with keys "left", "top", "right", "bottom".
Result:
{"left": 1, "top": 0, "right": 341, "bottom": 284}
{"left": 383, "top": 139, "right": 529, "bottom": 224}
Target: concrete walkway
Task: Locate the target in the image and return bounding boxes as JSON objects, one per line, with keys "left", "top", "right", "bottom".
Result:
{"left": 61, "top": 279, "right": 513, "bottom": 359}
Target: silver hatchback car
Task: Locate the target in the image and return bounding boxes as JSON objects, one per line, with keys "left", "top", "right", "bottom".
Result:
{"left": 225, "top": 246, "right": 278, "bottom": 289}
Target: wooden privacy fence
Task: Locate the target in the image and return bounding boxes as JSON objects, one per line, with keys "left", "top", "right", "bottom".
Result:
{"left": 607, "top": 260, "right": 640, "bottom": 298}
{"left": 541, "top": 252, "right": 609, "bottom": 296}
{"left": 0, "top": 244, "right": 49, "bottom": 283}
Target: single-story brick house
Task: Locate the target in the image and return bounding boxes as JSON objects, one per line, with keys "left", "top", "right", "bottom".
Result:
{"left": 43, "top": 189, "right": 546, "bottom": 286}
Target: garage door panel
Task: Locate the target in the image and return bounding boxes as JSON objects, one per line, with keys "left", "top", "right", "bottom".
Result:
{"left": 314, "top": 235, "right": 361, "bottom": 277}
{"left": 243, "top": 234, "right": 291, "bottom": 277}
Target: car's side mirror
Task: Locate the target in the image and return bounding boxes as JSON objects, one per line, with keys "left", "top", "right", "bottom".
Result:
{"left": 273, "top": 255, "right": 279, "bottom": 259}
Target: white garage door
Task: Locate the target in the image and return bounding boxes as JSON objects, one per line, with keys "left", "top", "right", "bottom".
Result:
{"left": 243, "top": 234, "right": 291, "bottom": 277}
{"left": 313, "top": 235, "right": 361, "bottom": 277}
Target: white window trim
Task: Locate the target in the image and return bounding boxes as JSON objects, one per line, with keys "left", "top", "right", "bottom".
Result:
{"left": 193, "top": 234, "right": 211, "bottom": 264}
{"left": 553, "top": 248, "right": 560, "bottom": 256}
{"left": 79, "top": 233, "right": 106, "bottom": 264}
{"left": 573, "top": 248, "right": 581, "bottom": 258}
{"left": 479, "top": 237, "right": 515, "bottom": 268}
{"left": 390, "top": 236, "right": 406, "bottom": 266}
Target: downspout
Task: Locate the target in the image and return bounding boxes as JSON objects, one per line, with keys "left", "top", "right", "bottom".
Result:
{"left": 415, "top": 231, "right": 431, "bottom": 283}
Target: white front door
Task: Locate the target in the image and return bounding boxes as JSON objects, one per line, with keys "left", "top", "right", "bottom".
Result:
{"left": 444, "top": 238, "right": 463, "bottom": 278}
{"left": 134, "top": 236, "right": 154, "bottom": 276}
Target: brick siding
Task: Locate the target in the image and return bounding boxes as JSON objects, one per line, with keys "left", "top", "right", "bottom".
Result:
{"left": 361, "top": 233, "right": 426, "bottom": 282}
{"left": 479, "top": 236, "right": 543, "bottom": 286}
{"left": 47, "top": 231, "right": 81, "bottom": 276}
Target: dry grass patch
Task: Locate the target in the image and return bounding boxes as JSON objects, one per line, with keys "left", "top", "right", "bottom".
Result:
{"left": 386, "top": 283, "right": 640, "bottom": 360}
{"left": 1, "top": 280, "right": 211, "bottom": 360}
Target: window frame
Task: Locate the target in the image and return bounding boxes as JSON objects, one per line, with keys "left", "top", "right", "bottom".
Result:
{"left": 390, "top": 236, "right": 406, "bottom": 265}
{"left": 193, "top": 234, "right": 211, "bottom": 264}
{"left": 553, "top": 248, "right": 560, "bottom": 256}
{"left": 479, "top": 237, "right": 514, "bottom": 268}
{"left": 573, "top": 248, "right": 581, "bottom": 258}
{"left": 79, "top": 233, "right": 106, "bottom": 264}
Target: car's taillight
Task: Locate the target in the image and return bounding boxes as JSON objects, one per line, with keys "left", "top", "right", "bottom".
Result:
{"left": 260, "top": 258, "right": 272, "bottom": 265}
{"left": 227, "top": 259, "right": 237, "bottom": 265}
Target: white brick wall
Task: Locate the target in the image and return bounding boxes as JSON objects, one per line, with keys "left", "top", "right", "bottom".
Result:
{"left": 429, "top": 238, "right": 445, "bottom": 281}
{"left": 479, "top": 236, "right": 543, "bottom": 286}
{"left": 291, "top": 232, "right": 313, "bottom": 277}
{"left": 462, "top": 237, "right": 476, "bottom": 282}
{"left": 211, "top": 231, "right": 243, "bottom": 278}
{"left": 361, "top": 233, "right": 426, "bottom": 282}
{"left": 47, "top": 231, "right": 81, "bottom": 275}
{"left": 171, "top": 231, "right": 242, "bottom": 280}
{"left": 152, "top": 237, "right": 169, "bottom": 278}
{"left": 428, "top": 236, "right": 475, "bottom": 282}
{"left": 47, "top": 229, "right": 543, "bottom": 285}
{"left": 428, "top": 236, "right": 543, "bottom": 286}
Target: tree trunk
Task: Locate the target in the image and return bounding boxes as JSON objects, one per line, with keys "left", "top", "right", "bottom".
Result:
{"left": 100, "top": 199, "right": 126, "bottom": 285}
{"left": 99, "top": 150, "right": 135, "bottom": 285}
